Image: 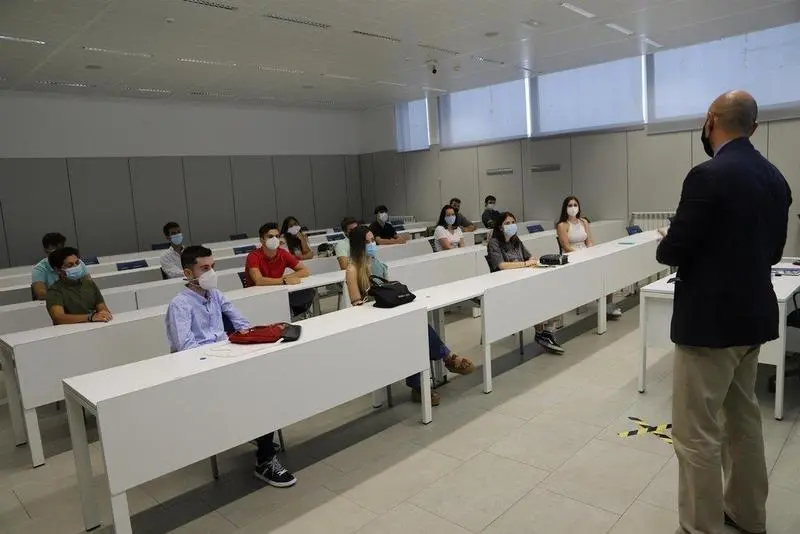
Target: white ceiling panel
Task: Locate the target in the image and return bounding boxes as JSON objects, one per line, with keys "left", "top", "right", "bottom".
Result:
{"left": 0, "top": 0, "right": 798, "bottom": 109}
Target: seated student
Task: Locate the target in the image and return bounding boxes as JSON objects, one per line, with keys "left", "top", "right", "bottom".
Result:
{"left": 486, "top": 212, "right": 564, "bottom": 355}
{"left": 344, "top": 226, "right": 474, "bottom": 406}
{"left": 336, "top": 216, "right": 360, "bottom": 270}
{"left": 160, "top": 221, "right": 185, "bottom": 279}
{"left": 31, "top": 232, "right": 66, "bottom": 300}
{"left": 556, "top": 196, "right": 622, "bottom": 318}
{"left": 433, "top": 205, "right": 465, "bottom": 251}
{"left": 481, "top": 195, "right": 500, "bottom": 229}
{"left": 45, "top": 247, "right": 112, "bottom": 325}
{"left": 369, "top": 205, "right": 408, "bottom": 245}
{"left": 280, "top": 216, "right": 313, "bottom": 260}
{"left": 165, "top": 245, "right": 296, "bottom": 487}
{"left": 449, "top": 198, "right": 476, "bottom": 232}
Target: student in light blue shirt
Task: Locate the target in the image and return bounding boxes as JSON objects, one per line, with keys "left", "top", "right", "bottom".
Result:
{"left": 31, "top": 232, "right": 66, "bottom": 300}
{"left": 165, "top": 245, "right": 297, "bottom": 489}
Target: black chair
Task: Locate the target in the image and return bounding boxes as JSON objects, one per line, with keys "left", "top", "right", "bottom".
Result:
{"left": 83, "top": 256, "right": 100, "bottom": 265}
{"left": 326, "top": 233, "right": 346, "bottom": 242}
{"left": 116, "top": 259, "right": 148, "bottom": 271}
{"left": 151, "top": 242, "right": 170, "bottom": 251}
{"left": 626, "top": 225, "right": 643, "bottom": 235}
{"left": 395, "top": 224, "right": 405, "bottom": 231}
{"left": 237, "top": 272, "right": 247, "bottom": 287}
{"left": 527, "top": 224, "right": 544, "bottom": 234}
{"left": 769, "top": 293, "right": 800, "bottom": 393}
{"left": 230, "top": 233, "right": 247, "bottom": 240}
{"left": 233, "top": 245, "right": 256, "bottom": 255}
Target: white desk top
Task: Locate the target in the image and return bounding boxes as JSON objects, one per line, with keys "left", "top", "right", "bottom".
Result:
{"left": 63, "top": 304, "right": 425, "bottom": 406}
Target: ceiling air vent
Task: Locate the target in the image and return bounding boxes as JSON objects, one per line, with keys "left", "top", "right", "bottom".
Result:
{"left": 472, "top": 55, "right": 505, "bottom": 66}
{"left": 352, "top": 30, "right": 401, "bottom": 43}
{"left": 265, "top": 14, "right": 331, "bottom": 29}
{"left": 183, "top": 0, "right": 238, "bottom": 11}
{"left": 417, "top": 43, "right": 460, "bottom": 56}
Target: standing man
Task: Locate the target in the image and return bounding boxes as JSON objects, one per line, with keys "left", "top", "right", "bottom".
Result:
{"left": 31, "top": 232, "right": 67, "bottom": 300}
{"left": 656, "top": 91, "right": 791, "bottom": 534}
{"left": 166, "top": 245, "right": 296, "bottom": 487}
{"left": 160, "top": 221, "right": 185, "bottom": 279}
{"left": 369, "top": 206, "right": 408, "bottom": 245}
{"left": 481, "top": 195, "right": 500, "bottom": 229}
{"left": 448, "top": 198, "right": 476, "bottom": 232}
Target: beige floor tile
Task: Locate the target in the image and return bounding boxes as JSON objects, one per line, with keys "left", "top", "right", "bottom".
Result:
{"left": 482, "top": 488, "right": 619, "bottom": 534}
{"left": 769, "top": 436, "right": 800, "bottom": 492}
{"left": 638, "top": 456, "right": 679, "bottom": 513}
{"left": 323, "top": 427, "right": 419, "bottom": 474}
{"left": 765, "top": 485, "right": 800, "bottom": 534}
{"left": 170, "top": 511, "right": 237, "bottom": 534}
{"left": 413, "top": 409, "right": 525, "bottom": 461}
{"left": 235, "top": 487, "right": 376, "bottom": 534}
{"left": 354, "top": 502, "right": 471, "bottom": 534}
{"left": 408, "top": 452, "right": 547, "bottom": 532}
{"left": 489, "top": 413, "right": 605, "bottom": 470}
{"left": 323, "top": 447, "right": 461, "bottom": 514}
{"left": 541, "top": 439, "right": 669, "bottom": 514}
{"left": 543, "top": 385, "right": 637, "bottom": 428}
{"left": 608, "top": 501, "right": 679, "bottom": 534}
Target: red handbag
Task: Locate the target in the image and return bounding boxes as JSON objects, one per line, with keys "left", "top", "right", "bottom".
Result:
{"left": 228, "top": 323, "right": 302, "bottom": 344}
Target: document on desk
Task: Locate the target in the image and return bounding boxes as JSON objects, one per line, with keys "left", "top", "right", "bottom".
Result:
{"left": 204, "top": 344, "right": 267, "bottom": 359}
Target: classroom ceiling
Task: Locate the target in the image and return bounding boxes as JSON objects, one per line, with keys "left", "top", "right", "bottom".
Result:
{"left": 1, "top": 0, "right": 798, "bottom": 111}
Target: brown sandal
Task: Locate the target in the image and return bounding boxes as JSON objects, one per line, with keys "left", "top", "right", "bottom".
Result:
{"left": 445, "top": 354, "right": 474, "bottom": 375}
{"left": 411, "top": 388, "right": 441, "bottom": 406}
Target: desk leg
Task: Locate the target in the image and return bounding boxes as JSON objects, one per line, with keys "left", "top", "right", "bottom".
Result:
{"left": 24, "top": 409, "right": 44, "bottom": 467}
{"left": 638, "top": 295, "right": 647, "bottom": 393}
{"left": 0, "top": 351, "right": 26, "bottom": 446}
{"left": 420, "top": 368, "right": 432, "bottom": 424}
{"left": 597, "top": 296, "right": 607, "bottom": 335}
{"left": 110, "top": 493, "right": 132, "bottom": 534}
{"left": 430, "top": 310, "right": 446, "bottom": 386}
{"left": 66, "top": 394, "right": 100, "bottom": 531}
{"left": 371, "top": 389, "right": 386, "bottom": 409}
{"left": 775, "top": 304, "right": 787, "bottom": 421}
{"left": 482, "top": 341, "right": 493, "bottom": 394}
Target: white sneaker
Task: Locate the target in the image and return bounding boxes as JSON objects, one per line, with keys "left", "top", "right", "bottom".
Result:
{"left": 608, "top": 307, "right": 622, "bottom": 319}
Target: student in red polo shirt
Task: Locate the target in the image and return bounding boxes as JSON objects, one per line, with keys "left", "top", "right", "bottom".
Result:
{"left": 245, "top": 223, "right": 311, "bottom": 288}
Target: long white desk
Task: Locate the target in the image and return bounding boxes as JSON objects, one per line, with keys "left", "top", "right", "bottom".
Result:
{"left": 0, "top": 287, "right": 291, "bottom": 467}
{"left": 639, "top": 268, "right": 800, "bottom": 420}
{"left": 64, "top": 305, "right": 432, "bottom": 534}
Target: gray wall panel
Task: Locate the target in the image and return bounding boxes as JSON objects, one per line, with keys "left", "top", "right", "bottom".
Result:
{"left": 522, "top": 138, "right": 572, "bottom": 224}
{"left": 477, "top": 142, "right": 524, "bottom": 221}
{"left": 373, "top": 151, "right": 407, "bottom": 216}
{"left": 274, "top": 156, "right": 316, "bottom": 229}
{"left": 183, "top": 156, "right": 236, "bottom": 244}
{"left": 767, "top": 119, "right": 800, "bottom": 256}
{"left": 571, "top": 132, "right": 628, "bottom": 220}
{"left": 359, "top": 154, "right": 376, "bottom": 219}
{"left": 67, "top": 158, "right": 138, "bottom": 256}
{"left": 344, "top": 155, "right": 362, "bottom": 221}
{"left": 0, "top": 159, "right": 76, "bottom": 265}
{"left": 130, "top": 157, "right": 190, "bottom": 251}
{"left": 311, "top": 155, "right": 348, "bottom": 229}
{"left": 404, "top": 148, "right": 442, "bottom": 221}
{"left": 439, "top": 148, "right": 479, "bottom": 225}
{"left": 230, "top": 156, "right": 277, "bottom": 237}
{"left": 628, "top": 130, "right": 692, "bottom": 213}
{"left": 0, "top": 202, "right": 8, "bottom": 267}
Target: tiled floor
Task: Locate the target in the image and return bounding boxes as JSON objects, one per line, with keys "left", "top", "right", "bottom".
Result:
{"left": 1, "top": 303, "right": 800, "bottom": 534}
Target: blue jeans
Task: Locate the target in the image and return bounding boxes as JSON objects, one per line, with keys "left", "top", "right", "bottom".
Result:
{"left": 406, "top": 325, "right": 450, "bottom": 389}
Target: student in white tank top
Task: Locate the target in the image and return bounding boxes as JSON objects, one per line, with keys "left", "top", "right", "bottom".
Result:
{"left": 556, "top": 196, "right": 623, "bottom": 318}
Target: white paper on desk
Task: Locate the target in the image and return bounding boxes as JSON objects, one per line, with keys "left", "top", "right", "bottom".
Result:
{"left": 204, "top": 343, "right": 274, "bottom": 359}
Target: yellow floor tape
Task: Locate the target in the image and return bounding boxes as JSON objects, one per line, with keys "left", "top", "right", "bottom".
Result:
{"left": 617, "top": 416, "right": 673, "bottom": 445}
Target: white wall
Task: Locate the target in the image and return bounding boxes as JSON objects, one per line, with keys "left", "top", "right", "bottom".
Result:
{"left": 0, "top": 91, "right": 364, "bottom": 158}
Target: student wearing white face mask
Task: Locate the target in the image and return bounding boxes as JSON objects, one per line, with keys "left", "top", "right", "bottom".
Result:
{"left": 556, "top": 196, "right": 622, "bottom": 318}
{"left": 165, "top": 245, "right": 298, "bottom": 488}
{"left": 280, "top": 216, "right": 313, "bottom": 260}
{"left": 486, "top": 212, "right": 565, "bottom": 355}
{"left": 369, "top": 205, "right": 408, "bottom": 245}
{"left": 160, "top": 221, "right": 186, "bottom": 279}
{"left": 433, "top": 204, "right": 465, "bottom": 252}
{"left": 481, "top": 195, "right": 500, "bottom": 229}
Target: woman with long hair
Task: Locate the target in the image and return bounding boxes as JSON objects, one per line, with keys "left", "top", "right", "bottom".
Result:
{"left": 345, "top": 226, "right": 473, "bottom": 406}
{"left": 486, "top": 211, "right": 565, "bottom": 355}
{"left": 433, "top": 204, "right": 465, "bottom": 251}
{"left": 556, "top": 196, "right": 622, "bottom": 318}
{"left": 280, "top": 216, "right": 313, "bottom": 260}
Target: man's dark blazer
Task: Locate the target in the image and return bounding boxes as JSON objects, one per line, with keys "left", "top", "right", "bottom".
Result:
{"left": 657, "top": 137, "right": 792, "bottom": 348}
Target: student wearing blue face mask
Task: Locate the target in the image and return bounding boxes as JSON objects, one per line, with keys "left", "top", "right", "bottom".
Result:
{"left": 486, "top": 212, "right": 564, "bottom": 355}
{"left": 160, "top": 221, "right": 186, "bottom": 279}
{"left": 433, "top": 204, "right": 465, "bottom": 252}
{"left": 345, "top": 226, "right": 474, "bottom": 406}
{"left": 45, "top": 247, "right": 112, "bottom": 325}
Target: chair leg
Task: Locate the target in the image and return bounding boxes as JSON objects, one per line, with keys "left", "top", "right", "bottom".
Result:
{"left": 209, "top": 455, "right": 220, "bottom": 480}
{"left": 386, "top": 385, "right": 394, "bottom": 408}
{"left": 518, "top": 331, "right": 524, "bottom": 357}
{"left": 277, "top": 429, "right": 286, "bottom": 452}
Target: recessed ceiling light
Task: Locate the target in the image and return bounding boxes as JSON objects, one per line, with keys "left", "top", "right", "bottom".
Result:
{"left": 484, "top": 31, "right": 499, "bottom": 38}
{"left": 352, "top": 30, "right": 401, "bottom": 43}
{"left": 514, "top": 64, "right": 535, "bottom": 73}
{"left": 85, "top": 64, "right": 103, "bottom": 70}
{"left": 124, "top": 87, "right": 172, "bottom": 94}
{"left": 559, "top": 2, "right": 596, "bottom": 19}
{"left": 641, "top": 36, "right": 663, "bottom": 48}
{"left": 82, "top": 46, "right": 153, "bottom": 58}
{"left": 417, "top": 43, "right": 460, "bottom": 56}
{"left": 264, "top": 14, "right": 331, "bottom": 29}
{"left": 375, "top": 80, "right": 407, "bottom": 87}
{"left": 422, "top": 86, "right": 447, "bottom": 93}
{"left": 177, "top": 57, "right": 237, "bottom": 67}
{"left": 322, "top": 73, "right": 359, "bottom": 81}
{"left": 522, "top": 19, "right": 542, "bottom": 28}
{"left": 165, "top": 17, "right": 176, "bottom": 23}
{"left": 188, "top": 90, "right": 234, "bottom": 97}
{"left": 605, "top": 23, "right": 634, "bottom": 36}
{"left": 302, "top": 85, "right": 314, "bottom": 89}
{"left": 36, "top": 80, "right": 92, "bottom": 88}
{"left": 258, "top": 65, "right": 304, "bottom": 75}
{"left": 309, "top": 99, "right": 336, "bottom": 105}
{"left": 182, "top": 0, "right": 238, "bottom": 11}
{"left": 472, "top": 55, "right": 505, "bottom": 65}
{"left": 0, "top": 34, "right": 46, "bottom": 45}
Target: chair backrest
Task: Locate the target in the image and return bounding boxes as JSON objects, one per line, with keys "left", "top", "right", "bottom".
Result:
{"left": 151, "top": 242, "right": 170, "bottom": 251}
{"left": 485, "top": 255, "right": 499, "bottom": 273}
{"left": 230, "top": 233, "right": 247, "bottom": 240}
{"left": 527, "top": 224, "right": 544, "bottom": 234}
{"left": 556, "top": 236, "right": 563, "bottom": 255}
{"left": 626, "top": 225, "right": 643, "bottom": 235}
{"left": 394, "top": 224, "right": 405, "bottom": 231}
{"left": 233, "top": 244, "right": 257, "bottom": 255}
{"left": 116, "top": 259, "right": 148, "bottom": 271}
{"left": 237, "top": 272, "right": 248, "bottom": 288}
{"left": 160, "top": 269, "right": 169, "bottom": 280}
{"left": 83, "top": 256, "right": 100, "bottom": 265}
{"left": 326, "top": 233, "right": 345, "bottom": 242}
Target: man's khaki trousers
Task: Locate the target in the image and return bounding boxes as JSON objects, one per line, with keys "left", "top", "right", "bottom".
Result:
{"left": 673, "top": 344, "right": 768, "bottom": 534}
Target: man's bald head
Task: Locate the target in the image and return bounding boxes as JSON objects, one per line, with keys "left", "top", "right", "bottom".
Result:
{"left": 709, "top": 90, "right": 758, "bottom": 137}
